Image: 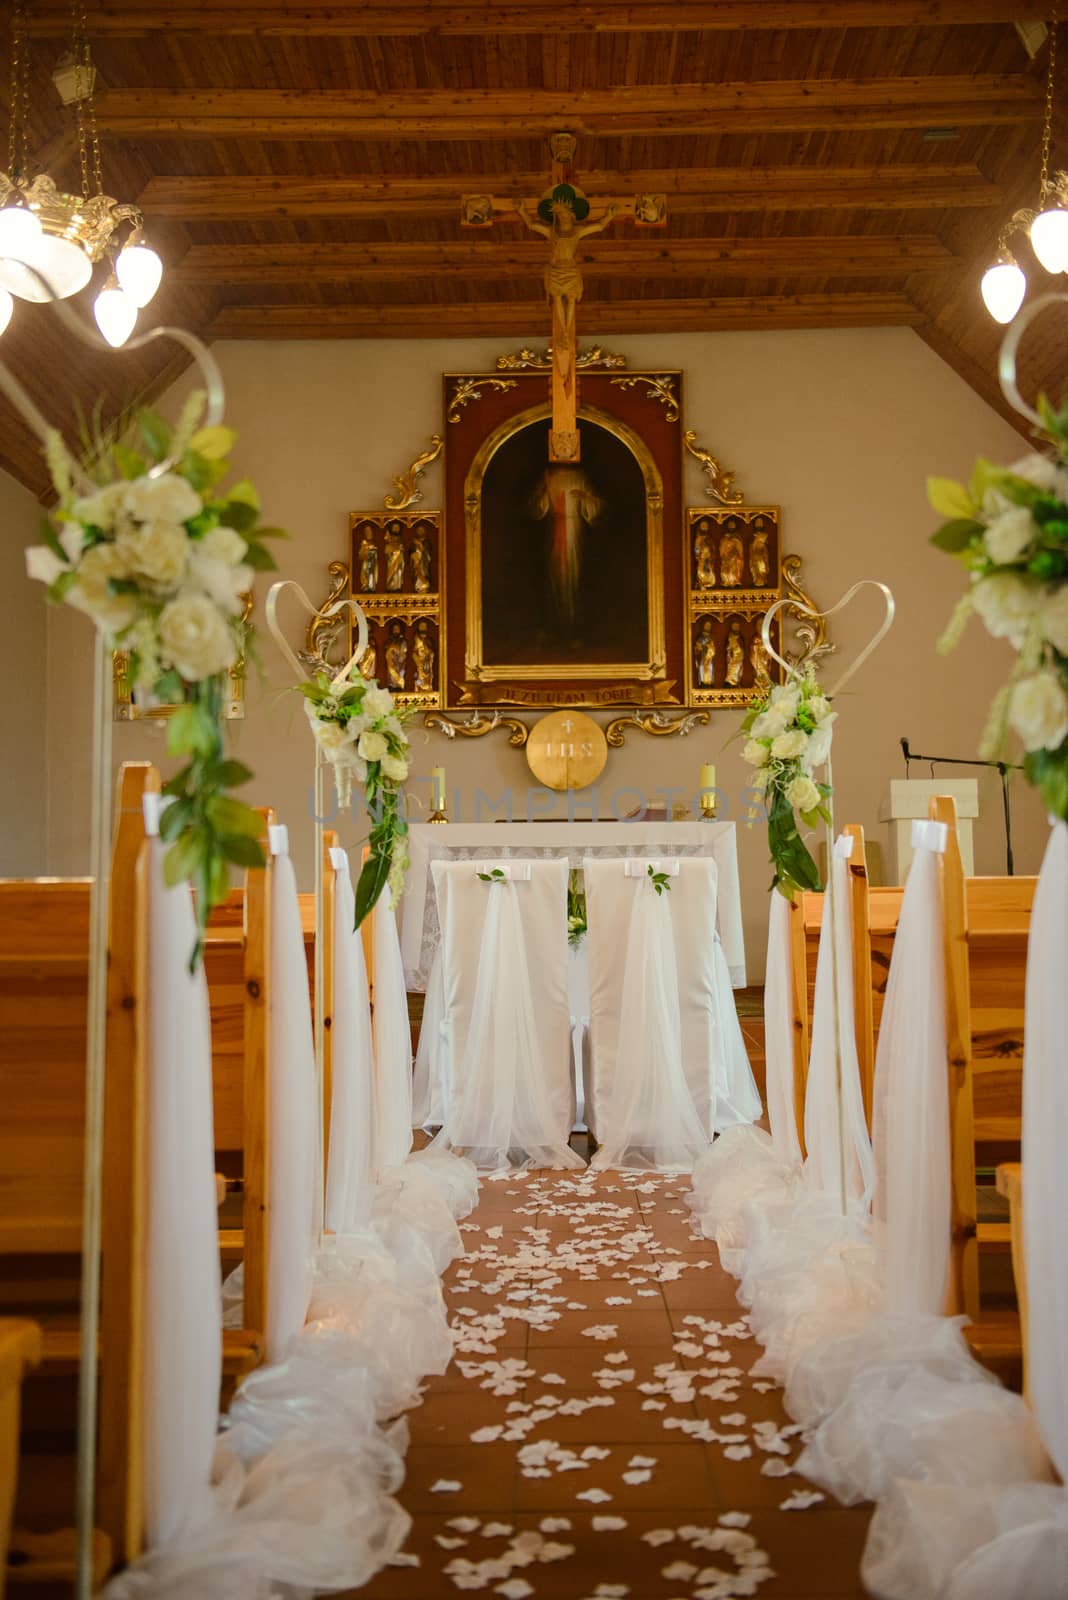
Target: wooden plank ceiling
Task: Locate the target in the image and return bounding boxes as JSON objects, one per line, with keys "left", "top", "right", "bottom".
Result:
{"left": 0, "top": 0, "right": 1063, "bottom": 496}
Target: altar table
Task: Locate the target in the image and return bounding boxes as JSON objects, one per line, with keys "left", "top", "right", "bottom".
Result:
{"left": 401, "top": 821, "right": 746, "bottom": 992}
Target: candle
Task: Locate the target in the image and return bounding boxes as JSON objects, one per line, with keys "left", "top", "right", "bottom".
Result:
{"left": 431, "top": 765, "right": 446, "bottom": 811}
{"left": 699, "top": 762, "right": 716, "bottom": 793}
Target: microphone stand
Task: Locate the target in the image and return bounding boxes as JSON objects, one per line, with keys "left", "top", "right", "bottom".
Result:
{"left": 899, "top": 737, "right": 1020, "bottom": 876}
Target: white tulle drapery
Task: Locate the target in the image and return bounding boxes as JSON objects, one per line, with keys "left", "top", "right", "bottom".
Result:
{"left": 690, "top": 821, "right": 1063, "bottom": 1600}
{"left": 765, "top": 890, "right": 803, "bottom": 1167}
{"left": 324, "top": 846, "right": 375, "bottom": 1236}
{"left": 870, "top": 820, "right": 950, "bottom": 1317}
{"left": 266, "top": 825, "right": 317, "bottom": 1363}
{"left": 107, "top": 822, "right": 478, "bottom": 1599}
{"left": 803, "top": 837, "right": 874, "bottom": 1209}
{"left": 141, "top": 804, "right": 222, "bottom": 1549}
{"left": 586, "top": 858, "right": 712, "bottom": 1171}
{"left": 372, "top": 890, "right": 415, "bottom": 1174}
{"left": 430, "top": 859, "right": 582, "bottom": 1172}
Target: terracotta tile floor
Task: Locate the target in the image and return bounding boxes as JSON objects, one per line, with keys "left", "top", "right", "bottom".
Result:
{"left": 350, "top": 1167, "right": 872, "bottom": 1600}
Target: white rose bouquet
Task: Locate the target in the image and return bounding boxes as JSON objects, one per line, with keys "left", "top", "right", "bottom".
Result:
{"left": 738, "top": 674, "right": 835, "bottom": 898}
{"left": 25, "top": 395, "right": 286, "bottom": 965}
{"left": 299, "top": 669, "right": 411, "bottom": 923}
{"left": 930, "top": 393, "right": 1068, "bottom": 819}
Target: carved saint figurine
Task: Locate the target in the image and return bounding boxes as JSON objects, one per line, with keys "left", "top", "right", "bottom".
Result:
{"left": 750, "top": 630, "right": 772, "bottom": 696}
{"left": 718, "top": 528, "right": 745, "bottom": 588}
{"left": 749, "top": 527, "right": 771, "bottom": 588}
{"left": 694, "top": 619, "right": 716, "bottom": 688}
{"left": 356, "top": 524, "right": 379, "bottom": 592}
{"left": 409, "top": 525, "right": 433, "bottom": 593}
{"left": 384, "top": 520, "right": 406, "bottom": 592}
{"left": 517, "top": 197, "right": 617, "bottom": 389}
{"left": 725, "top": 620, "right": 746, "bottom": 687}
{"left": 412, "top": 618, "right": 435, "bottom": 692}
{"left": 693, "top": 517, "right": 716, "bottom": 591}
{"left": 385, "top": 621, "right": 408, "bottom": 691}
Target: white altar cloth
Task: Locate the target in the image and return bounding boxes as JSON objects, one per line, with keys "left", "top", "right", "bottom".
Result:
{"left": 401, "top": 821, "right": 746, "bottom": 992}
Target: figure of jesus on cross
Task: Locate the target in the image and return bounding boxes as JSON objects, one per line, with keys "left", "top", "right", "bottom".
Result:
{"left": 462, "top": 132, "right": 666, "bottom": 464}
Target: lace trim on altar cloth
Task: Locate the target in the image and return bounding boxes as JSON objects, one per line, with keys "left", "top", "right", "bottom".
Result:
{"left": 408, "top": 840, "right": 744, "bottom": 991}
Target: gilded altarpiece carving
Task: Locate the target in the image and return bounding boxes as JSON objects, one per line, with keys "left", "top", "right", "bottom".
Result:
{"left": 347, "top": 511, "right": 443, "bottom": 711}
{"left": 686, "top": 507, "right": 784, "bottom": 709}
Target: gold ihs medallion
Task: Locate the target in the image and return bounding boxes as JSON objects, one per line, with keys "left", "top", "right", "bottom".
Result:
{"left": 525, "top": 710, "right": 608, "bottom": 792}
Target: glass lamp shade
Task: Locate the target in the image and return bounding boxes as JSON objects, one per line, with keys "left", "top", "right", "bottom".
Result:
{"left": 116, "top": 240, "right": 162, "bottom": 308}
{"left": 1030, "top": 205, "right": 1068, "bottom": 274}
{"left": 0, "top": 287, "right": 12, "bottom": 335}
{"left": 0, "top": 232, "right": 92, "bottom": 302}
{"left": 0, "top": 204, "right": 41, "bottom": 261}
{"left": 94, "top": 281, "right": 137, "bottom": 347}
{"left": 981, "top": 259, "right": 1027, "bottom": 323}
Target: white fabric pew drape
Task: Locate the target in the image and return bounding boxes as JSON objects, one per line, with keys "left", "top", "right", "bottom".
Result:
{"left": 107, "top": 824, "right": 476, "bottom": 1600}
{"left": 141, "top": 805, "right": 222, "bottom": 1549}
{"left": 324, "top": 846, "right": 375, "bottom": 1235}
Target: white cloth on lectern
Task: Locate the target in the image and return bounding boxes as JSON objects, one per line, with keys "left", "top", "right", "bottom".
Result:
{"left": 372, "top": 892, "right": 414, "bottom": 1174}
{"left": 142, "top": 836, "right": 222, "bottom": 1549}
{"left": 267, "top": 840, "right": 318, "bottom": 1362}
{"left": 324, "top": 848, "right": 375, "bottom": 1235}
{"left": 586, "top": 858, "right": 711, "bottom": 1172}
{"left": 431, "top": 858, "right": 581, "bottom": 1171}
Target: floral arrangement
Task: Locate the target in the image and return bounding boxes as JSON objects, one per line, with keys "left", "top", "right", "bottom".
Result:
{"left": 567, "top": 869, "right": 587, "bottom": 947}
{"left": 25, "top": 395, "right": 284, "bottom": 964}
{"left": 740, "top": 675, "right": 836, "bottom": 898}
{"left": 930, "top": 396, "right": 1068, "bottom": 820}
{"left": 300, "top": 668, "right": 411, "bottom": 923}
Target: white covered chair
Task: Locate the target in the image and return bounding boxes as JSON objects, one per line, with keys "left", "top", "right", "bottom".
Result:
{"left": 429, "top": 858, "right": 582, "bottom": 1172}
{"left": 584, "top": 855, "right": 758, "bottom": 1169}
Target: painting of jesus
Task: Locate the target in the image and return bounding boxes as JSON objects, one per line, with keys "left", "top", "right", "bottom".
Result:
{"left": 479, "top": 415, "right": 650, "bottom": 668}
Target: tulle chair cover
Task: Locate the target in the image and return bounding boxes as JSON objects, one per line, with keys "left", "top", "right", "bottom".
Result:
{"left": 431, "top": 858, "right": 581, "bottom": 1171}
{"left": 142, "top": 808, "right": 222, "bottom": 1548}
{"left": 372, "top": 890, "right": 415, "bottom": 1173}
{"left": 412, "top": 945, "right": 446, "bottom": 1128}
{"left": 266, "top": 825, "right": 317, "bottom": 1362}
{"left": 803, "top": 837, "right": 874, "bottom": 1208}
{"left": 585, "top": 858, "right": 711, "bottom": 1172}
{"left": 324, "top": 846, "right": 375, "bottom": 1235}
{"left": 766, "top": 891, "right": 803, "bottom": 1167}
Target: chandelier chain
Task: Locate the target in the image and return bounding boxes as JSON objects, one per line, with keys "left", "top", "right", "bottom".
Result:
{"left": 7, "top": 0, "right": 30, "bottom": 179}
{"left": 1040, "top": 6, "right": 1059, "bottom": 199}
{"left": 69, "top": 0, "right": 104, "bottom": 201}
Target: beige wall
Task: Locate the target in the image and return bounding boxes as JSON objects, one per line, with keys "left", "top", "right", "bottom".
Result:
{"left": 35, "top": 325, "right": 1048, "bottom": 972}
{"left": 0, "top": 465, "right": 48, "bottom": 874}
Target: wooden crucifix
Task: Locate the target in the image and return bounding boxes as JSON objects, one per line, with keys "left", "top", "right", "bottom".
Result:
{"left": 462, "top": 133, "right": 666, "bottom": 463}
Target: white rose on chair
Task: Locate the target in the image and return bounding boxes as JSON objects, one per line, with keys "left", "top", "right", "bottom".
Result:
{"left": 122, "top": 471, "right": 202, "bottom": 527}
{"left": 983, "top": 506, "right": 1036, "bottom": 566}
{"left": 358, "top": 728, "right": 389, "bottom": 762}
{"left": 158, "top": 593, "right": 238, "bottom": 682}
{"left": 741, "top": 738, "right": 769, "bottom": 767}
{"left": 66, "top": 543, "right": 140, "bottom": 636}
{"left": 363, "top": 685, "right": 395, "bottom": 720}
{"left": 1008, "top": 671, "right": 1068, "bottom": 754}
{"left": 381, "top": 752, "right": 409, "bottom": 782}
{"left": 972, "top": 573, "right": 1044, "bottom": 648}
{"left": 1041, "top": 588, "right": 1068, "bottom": 655}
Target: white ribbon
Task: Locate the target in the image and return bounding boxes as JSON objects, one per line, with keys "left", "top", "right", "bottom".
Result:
{"left": 623, "top": 858, "right": 681, "bottom": 878}
{"left": 999, "top": 292, "right": 1068, "bottom": 429}
{"left": 329, "top": 846, "right": 349, "bottom": 870}
{"left": 264, "top": 579, "right": 369, "bottom": 691}
{"left": 834, "top": 834, "right": 855, "bottom": 860}
{"left": 268, "top": 823, "right": 290, "bottom": 857}
{"left": 760, "top": 579, "right": 896, "bottom": 693}
{"left": 911, "top": 818, "right": 948, "bottom": 854}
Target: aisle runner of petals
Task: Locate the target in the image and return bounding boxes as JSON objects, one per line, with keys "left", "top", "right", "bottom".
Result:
{"left": 363, "top": 1172, "right": 854, "bottom": 1600}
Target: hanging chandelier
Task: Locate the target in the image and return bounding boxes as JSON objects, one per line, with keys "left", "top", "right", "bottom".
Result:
{"left": 0, "top": 0, "right": 162, "bottom": 344}
{"left": 981, "top": 11, "right": 1068, "bottom": 323}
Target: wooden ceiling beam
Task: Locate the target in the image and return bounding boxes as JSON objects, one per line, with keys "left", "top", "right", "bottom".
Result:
{"left": 22, "top": 1, "right": 1047, "bottom": 35}
{"left": 174, "top": 235, "right": 958, "bottom": 285}
{"left": 94, "top": 78, "right": 1042, "bottom": 141}
{"left": 209, "top": 292, "right": 924, "bottom": 339}
{"left": 140, "top": 165, "right": 1004, "bottom": 221}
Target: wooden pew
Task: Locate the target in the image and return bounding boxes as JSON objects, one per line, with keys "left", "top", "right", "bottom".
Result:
{"left": 995, "top": 1162, "right": 1028, "bottom": 1392}
{"left": 0, "top": 1321, "right": 40, "bottom": 1600}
